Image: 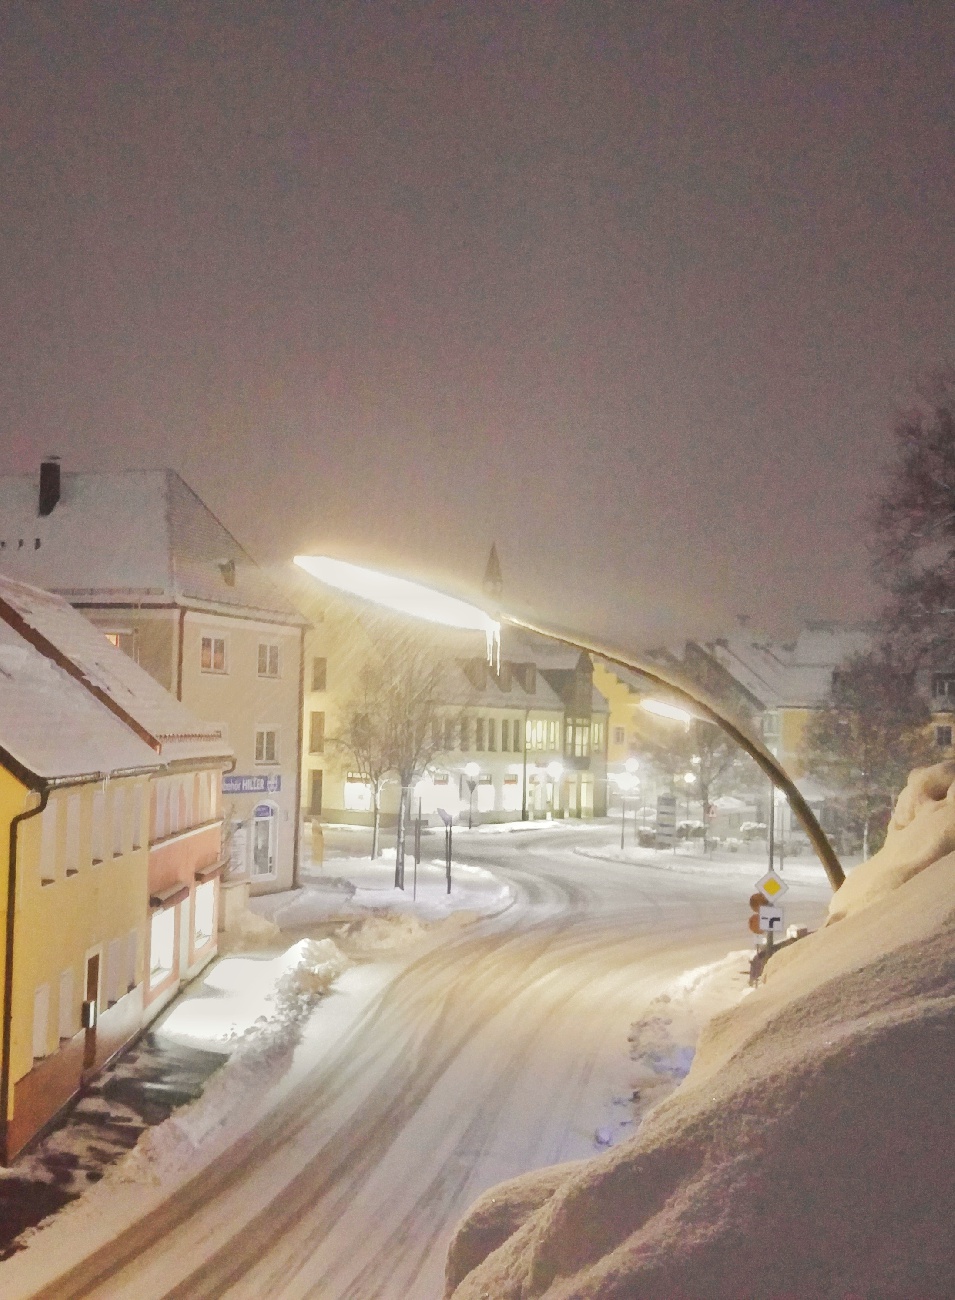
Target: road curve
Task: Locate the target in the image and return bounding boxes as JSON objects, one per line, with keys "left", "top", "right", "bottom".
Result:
{"left": 21, "top": 828, "right": 831, "bottom": 1300}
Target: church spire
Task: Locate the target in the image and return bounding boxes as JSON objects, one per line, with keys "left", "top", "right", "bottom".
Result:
{"left": 483, "top": 543, "right": 503, "bottom": 600}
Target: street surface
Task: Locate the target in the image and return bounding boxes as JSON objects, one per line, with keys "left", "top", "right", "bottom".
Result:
{"left": 22, "top": 824, "right": 832, "bottom": 1300}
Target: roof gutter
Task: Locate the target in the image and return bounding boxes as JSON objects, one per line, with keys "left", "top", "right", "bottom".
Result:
{"left": 1, "top": 783, "right": 48, "bottom": 1161}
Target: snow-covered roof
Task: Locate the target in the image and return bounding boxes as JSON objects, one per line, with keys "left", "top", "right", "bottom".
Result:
{"left": 0, "top": 620, "right": 160, "bottom": 784}
{"left": 0, "top": 574, "right": 233, "bottom": 768}
{"left": 706, "top": 624, "right": 872, "bottom": 709}
{"left": 439, "top": 661, "right": 567, "bottom": 712}
{"left": 0, "top": 469, "right": 305, "bottom": 624}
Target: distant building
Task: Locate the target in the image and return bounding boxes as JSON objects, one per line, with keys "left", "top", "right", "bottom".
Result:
{"left": 0, "top": 461, "right": 306, "bottom": 893}
{"left": 290, "top": 571, "right": 608, "bottom": 827}
{"left": 0, "top": 574, "right": 232, "bottom": 1161}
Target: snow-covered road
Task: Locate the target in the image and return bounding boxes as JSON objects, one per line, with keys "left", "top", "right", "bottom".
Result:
{"left": 9, "top": 827, "right": 832, "bottom": 1300}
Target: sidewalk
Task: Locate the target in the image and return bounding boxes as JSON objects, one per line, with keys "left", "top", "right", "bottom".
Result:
{"left": 575, "top": 839, "right": 860, "bottom": 886}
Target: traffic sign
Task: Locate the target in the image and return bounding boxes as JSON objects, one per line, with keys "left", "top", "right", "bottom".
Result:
{"left": 758, "top": 904, "right": 784, "bottom": 935}
{"left": 754, "top": 870, "right": 788, "bottom": 901}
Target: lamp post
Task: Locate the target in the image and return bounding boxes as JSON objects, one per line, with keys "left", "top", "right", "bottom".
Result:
{"left": 293, "top": 555, "right": 845, "bottom": 891}
{"left": 464, "top": 761, "right": 480, "bottom": 830}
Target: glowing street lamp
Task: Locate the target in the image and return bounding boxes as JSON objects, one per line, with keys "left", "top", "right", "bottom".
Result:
{"left": 464, "top": 761, "right": 480, "bottom": 830}
{"left": 293, "top": 555, "right": 845, "bottom": 890}
{"left": 641, "top": 698, "right": 694, "bottom": 725}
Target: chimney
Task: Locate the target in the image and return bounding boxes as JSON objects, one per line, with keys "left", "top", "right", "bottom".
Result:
{"left": 38, "top": 457, "right": 61, "bottom": 517}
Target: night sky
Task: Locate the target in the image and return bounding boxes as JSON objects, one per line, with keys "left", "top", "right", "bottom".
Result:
{"left": 2, "top": 2, "right": 954, "bottom": 650}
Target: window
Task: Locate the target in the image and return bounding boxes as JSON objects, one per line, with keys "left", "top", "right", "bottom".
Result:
{"left": 149, "top": 910, "right": 176, "bottom": 989}
{"left": 126, "top": 929, "right": 138, "bottom": 992}
{"left": 104, "top": 630, "right": 137, "bottom": 661}
{"left": 39, "top": 800, "right": 57, "bottom": 884}
{"left": 194, "top": 882, "right": 216, "bottom": 948}
{"left": 65, "top": 794, "right": 80, "bottom": 875}
{"left": 613, "top": 726, "right": 625, "bottom": 746}
{"left": 460, "top": 718, "right": 470, "bottom": 751}
{"left": 32, "top": 985, "right": 50, "bottom": 1061}
{"left": 936, "top": 725, "right": 952, "bottom": 748}
{"left": 475, "top": 719, "right": 485, "bottom": 751}
{"left": 131, "top": 784, "right": 143, "bottom": 850}
{"left": 112, "top": 786, "right": 125, "bottom": 857}
{"left": 309, "top": 712, "right": 325, "bottom": 754}
{"left": 487, "top": 718, "right": 497, "bottom": 751}
{"left": 932, "top": 674, "right": 955, "bottom": 700}
{"left": 200, "top": 635, "right": 227, "bottom": 673}
{"left": 91, "top": 789, "right": 106, "bottom": 863}
{"left": 444, "top": 718, "right": 455, "bottom": 750}
{"left": 311, "top": 657, "right": 327, "bottom": 691}
{"left": 106, "top": 938, "right": 124, "bottom": 1006}
{"left": 501, "top": 719, "right": 510, "bottom": 752}
{"left": 761, "top": 711, "right": 781, "bottom": 741}
{"left": 257, "top": 642, "right": 280, "bottom": 677}
{"left": 255, "top": 728, "right": 278, "bottom": 764}
{"left": 564, "top": 719, "right": 591, "bottom": 759}
{"left": 58, "top": 968, "right": 74, "bottom": 1041}
{"left": 310, "top": 770, "right": 324, "bottom": 815}
{"left": 592, "top": 720, "right": 605, "bottom": 751}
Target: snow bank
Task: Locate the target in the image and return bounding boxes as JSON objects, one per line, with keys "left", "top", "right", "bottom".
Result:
{"left": 445, "top": 762, "right": 955, "bottom": 1299}
{"left": 122, "top": 938, "right": 348, "bottom": 1183}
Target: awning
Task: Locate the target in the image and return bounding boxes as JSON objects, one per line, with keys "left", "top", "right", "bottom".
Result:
{"left": 149, "top": 883, "right": 190, "bottom": 911}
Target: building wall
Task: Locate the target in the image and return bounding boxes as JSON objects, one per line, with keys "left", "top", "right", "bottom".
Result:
{"left": 2, "top": 772, "right": 151, "bottom": 1160}
{"left": 143, "top": 767, "right": 223, "bottom": 1019}
{"left": 179, "top": 612, "right": 302, "bottom": 893}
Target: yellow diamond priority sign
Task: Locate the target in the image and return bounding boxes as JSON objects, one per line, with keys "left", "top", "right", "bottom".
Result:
{"left": 755, "top": 870, "right": 788, "bottom": 900}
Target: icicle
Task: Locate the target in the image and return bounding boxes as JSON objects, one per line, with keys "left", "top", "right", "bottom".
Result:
{"left": 485, "top": 619, "right": 501, "bottom": 670}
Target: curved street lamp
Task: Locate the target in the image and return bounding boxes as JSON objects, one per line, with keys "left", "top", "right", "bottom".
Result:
{"left": 293, "top": 556, "right": 845, "bottom": 891}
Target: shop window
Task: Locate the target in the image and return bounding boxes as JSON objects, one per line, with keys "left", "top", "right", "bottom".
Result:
{"left": 194, "top": 882, "right": 216, "bottom": 948}
{"left": 251, "top": 803, "right": 277, "bottom": 875}
{"left": 149, "top": 910, "right": 176, "bottom": 989}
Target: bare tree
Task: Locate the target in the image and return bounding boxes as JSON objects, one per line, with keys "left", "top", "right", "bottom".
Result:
{"left": 332, "top": 661, "right": 395, "bottom": 860}
{"left": 801, "top": 651, "right": 935, "bottom": 856}
{"left": 333, "top": 644, "right": 457, "bottom": 885}
{"left": 872, "top": 369, "right": 955, "bottom": 666}
{"left": 381, "top": 648, "right": 450, "bottom": 889}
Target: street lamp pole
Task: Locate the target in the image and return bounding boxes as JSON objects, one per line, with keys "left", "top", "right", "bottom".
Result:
{"left": 464, "top": 762, "right": 480, "bottom": 831}
{"left": 502, "top": 612, "right": 844, "bottom": 891}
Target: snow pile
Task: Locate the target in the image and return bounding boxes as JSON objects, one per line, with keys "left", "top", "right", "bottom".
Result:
{"left": 445, "top": 762, "right": 955, "bottom": 1299}
{"left": 123, "top": 938, "right": 348, "bottom": 1183}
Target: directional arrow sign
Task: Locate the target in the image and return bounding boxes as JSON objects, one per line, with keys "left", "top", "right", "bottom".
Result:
{"left": 758, "top": 904, "right": 785, "bottom": 935}
{"left": 755, "top": 870, "right": 788, "bottom": 901}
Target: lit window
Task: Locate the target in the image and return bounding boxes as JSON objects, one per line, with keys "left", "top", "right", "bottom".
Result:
{"left": 201, "top": 635, "right": 227, "bottom": 673}
{"left": 149, "top": 910, "right": 176, "bottom": 989}
{"left": 194, "top": 882, "right": 216, "bottom": 948}
{"left": 258, "top": 642, "right": 280, "bottom": 677}
{"left": 255, "top": 728, "right": 278, "bottom": 764}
